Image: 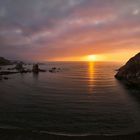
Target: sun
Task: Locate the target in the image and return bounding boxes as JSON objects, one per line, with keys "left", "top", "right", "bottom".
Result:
{"left": 87, "top": 55, "right": 97, "bottom": 61}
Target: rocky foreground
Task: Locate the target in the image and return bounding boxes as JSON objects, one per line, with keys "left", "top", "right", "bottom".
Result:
{"left": 115, "top": 53, "right": 140, "bottom": 87}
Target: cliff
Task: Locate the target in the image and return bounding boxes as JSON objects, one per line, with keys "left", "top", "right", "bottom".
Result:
{"left": 115, "top": 53, "right": 140, "bottom": 87}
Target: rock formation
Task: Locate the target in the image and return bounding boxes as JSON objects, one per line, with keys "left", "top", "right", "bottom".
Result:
{"left": 32, "top": 64, "right": 39, "bottom": 73}
{"left": 0, "top": 57, "right": 11, "bottom": 65}
{"left": 15, "top": 62, "right": 24, "bottom": 72}
{"left": 32, "top": 64, "right": 46, "bottom": 73}
{"left": 115, "top": 53, "right": 140, "bottom": 87}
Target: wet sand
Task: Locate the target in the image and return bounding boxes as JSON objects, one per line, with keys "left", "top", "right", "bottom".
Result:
{"left": 0, "top": 128, "right": 140, "bottom": 140}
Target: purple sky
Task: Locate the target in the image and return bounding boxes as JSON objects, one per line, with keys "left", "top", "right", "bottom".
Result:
{"left": 0, "top": 0, "right": 140, "bottom": 61}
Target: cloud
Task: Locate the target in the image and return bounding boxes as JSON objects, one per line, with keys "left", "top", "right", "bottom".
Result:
{"left": 0, "top": 0, "right": 140, "bottom": 61}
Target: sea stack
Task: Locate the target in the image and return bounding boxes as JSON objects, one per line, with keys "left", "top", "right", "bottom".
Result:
{"left": 32, "top": 64, "right": 39, "bottom": 73}
{"left": 115, "top": 52, "right": 140, "bottom": 87}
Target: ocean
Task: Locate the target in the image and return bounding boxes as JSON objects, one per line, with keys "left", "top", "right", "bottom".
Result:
{"left": 0, "top": 62, "right": 140, "bottom": 136}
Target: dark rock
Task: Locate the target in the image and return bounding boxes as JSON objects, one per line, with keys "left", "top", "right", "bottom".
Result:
{"left": 15, "top": 63, "right": 24, "bottom": 71}
{"left": 39, "top": 69, "right": 46, "bottom": 72}
{"left": 3, "top": 77, "right": 8, "bottom": 80}
{"left": 49, "top": 67, "right": 60, "bottom": 73}
{"left": 0, "top": 57, "right": 12, "bottom": 65}
{"left": 52, "top": 67, "right": 57, "bottom": 70}
{"left": 49, "top": 70, "right": 54, "bottom": 73}
{"left": 32, "top": 64, "right": 39, "bottom": 73}
{"left": 0, "top": 71, "right": 19, "bottom": 75}
{"left": 7, "top": 67, "right": 15, "bottom": 70}
{"left": 20, "top": 70, "right": 32, "bottom": 73}
{"left": 32, "top": 64, "right": 46, "bottom": 73}
{"left": 115, "top": 53, "right": 140, "bottom": 87}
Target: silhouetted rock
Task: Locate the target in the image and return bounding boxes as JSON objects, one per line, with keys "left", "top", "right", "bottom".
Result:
{"left": 32, "top": 64, "right": 46, "bottom": 73}
{"left": 3, "top": 77, "right": 8, "bottom": 80}
{"left": 0, "top": 57, "right": 11, "bottom": 65}
{"left": 52, "top": 67, "right": 56, "bottom": 70}
{"left": 15, "top": 63, "right": 24, "bottom": 71}
{"left": 39, "top": 69, "right": 46, "bottom": 72}
{"left": 0, "top": 71, "right": 19, "bottom": 75}
{"left": 115, "top": 53, "right": 140, "bottom": 87}
{"left": 32, "top": 64, "right": 39, "bottom": 73}
{"left": 7, "top": 67, "right": 15, "bottom": 70}
{"left": 49, "top": 67, "right": 61, "bottom": 73}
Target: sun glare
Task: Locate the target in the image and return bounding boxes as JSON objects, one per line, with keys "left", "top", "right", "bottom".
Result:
{"left": 87, "top": 55, "right": 97, "bottom": 61}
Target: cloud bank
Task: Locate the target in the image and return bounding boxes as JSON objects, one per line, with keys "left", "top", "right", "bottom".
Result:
{"left": 0, "top": 0, "right": 140, "bottom": 61}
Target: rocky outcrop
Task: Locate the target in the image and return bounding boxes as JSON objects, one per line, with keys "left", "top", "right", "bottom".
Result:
{"left": 115, "top": 53, "right": 140, "bottom": 87}
{"left": 49, "top": 67, "right": 61, "bottom": 73}
{"left": 15, "top": 63, "right": 24, "bottom": 71}
{"left": 0, "top": 57, "right": 11, "bottom": 65}
{"left": 32, "top": 64, "right": 39, "bottom": 73}
{"left": 32, "top": 64, "right": 46, "bottom": 73}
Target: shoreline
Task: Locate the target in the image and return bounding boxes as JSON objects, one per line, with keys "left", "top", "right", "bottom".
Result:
{"left": 0, "top": 128, "right": 140, "bottom": 140}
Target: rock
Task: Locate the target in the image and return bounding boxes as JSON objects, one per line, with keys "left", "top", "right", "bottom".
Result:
{"left": 52, "top": 67, "right": 56, "bottom": 70}
{"left": 32, "top": 64, "right": 39, "bottom": 73}
{"left": 7, "top": 67, "right": 15, "bottom": 70}
{"left": 32, "top": 64, "right": 46, "bottom": 73}
{"left": 0, "top": 71, "right": 19, "bottom": 75}
{"left": 0, "top": 57, "right": 12, "bottom": 65}
{"left": 115, "top": 53, "right": 140, "bottom": 87}
{"left": 49, "top": 70, "right": 54, "bottom": 73}
{"left": 15, "top": 63, "right": 24, "bottom": 71}
{"left": 39, "top": 69, "right": 46, "bottom": 72}
{"left": 20, "top": 69, "right": 32, "bottom": 73}
{"left": 49, "top": 67, "right": 60, "bottom": 73}
{"left": 3, "top": 77, "right": 8, "bottom": 80}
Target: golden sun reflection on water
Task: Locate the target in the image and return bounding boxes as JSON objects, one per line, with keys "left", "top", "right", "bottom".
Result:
{"left": 88, "top": 62, "right": 95, "bottom": 93}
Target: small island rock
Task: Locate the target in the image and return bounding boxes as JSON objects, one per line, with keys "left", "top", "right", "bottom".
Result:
{"left": 32, "top": 64, "right": 39, "bottom": 73}
{"left": 15, "top": 63, "right": 24, "bottom": 71}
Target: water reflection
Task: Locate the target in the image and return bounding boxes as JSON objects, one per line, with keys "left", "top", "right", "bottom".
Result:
{"left": 88, "top": 62, "right": 95, "bottom": 93}
{"left": 33, "top": 72, "right": 39, "bottom": 80}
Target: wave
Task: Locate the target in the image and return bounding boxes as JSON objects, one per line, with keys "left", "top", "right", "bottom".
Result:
{"left": 0, "top": 126, "right": 139, "bottom": 137}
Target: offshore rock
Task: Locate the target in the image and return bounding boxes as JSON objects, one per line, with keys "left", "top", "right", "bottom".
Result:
{"left": 32, "top": 64, "right": 46, "bottom": 73}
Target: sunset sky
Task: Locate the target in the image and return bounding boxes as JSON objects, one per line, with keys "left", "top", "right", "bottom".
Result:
{"left": 0, "top": 0, "right": 140, "bottom": 62}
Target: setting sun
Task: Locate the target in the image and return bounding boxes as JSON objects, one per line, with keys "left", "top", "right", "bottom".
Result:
{"left": 87, "top": 55, "right": 97, "bottom": 61}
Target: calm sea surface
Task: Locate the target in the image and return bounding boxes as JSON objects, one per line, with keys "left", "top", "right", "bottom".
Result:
{"left": 0, "top": 62, "right": 140, "bottom": 136}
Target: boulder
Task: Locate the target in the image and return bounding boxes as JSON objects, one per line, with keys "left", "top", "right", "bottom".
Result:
{"left": 115, "top": 53, "right": 140, "bottom": 87}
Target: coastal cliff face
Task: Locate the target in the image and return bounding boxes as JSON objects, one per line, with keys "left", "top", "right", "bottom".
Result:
{"left": 115, "top": 53, "right": 140, "bottom": 87}
{"left": 0, "top": 57, "right": 11, "bottom": 65}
